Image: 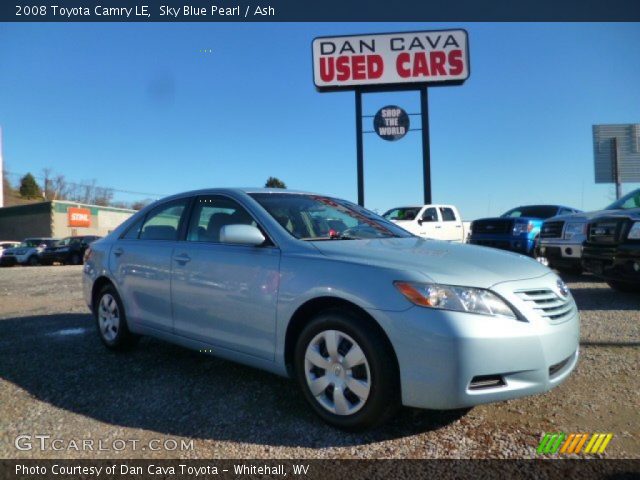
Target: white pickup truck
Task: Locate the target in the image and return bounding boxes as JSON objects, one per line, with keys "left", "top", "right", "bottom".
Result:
{"left": 382, "top": 204, "right": 467, "bottom": 242}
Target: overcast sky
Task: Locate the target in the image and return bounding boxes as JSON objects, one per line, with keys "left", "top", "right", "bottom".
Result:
{"left": 1, "top": 22, "right": 639, "bottom": 219}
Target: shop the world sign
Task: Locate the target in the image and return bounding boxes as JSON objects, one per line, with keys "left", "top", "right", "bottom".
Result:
{"left": 312, "top": 29, "right": 470, "bottom": 90}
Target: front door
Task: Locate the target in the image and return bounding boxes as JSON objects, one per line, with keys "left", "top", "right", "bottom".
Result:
{"left": 418, "top": 207, "right": 444, "bottom": 239}
{"left": 171, "top": 195, "right": 281, "bottom": 360}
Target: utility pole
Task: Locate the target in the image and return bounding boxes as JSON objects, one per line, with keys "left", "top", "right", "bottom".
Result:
{"left": 0, "top": 126, "right": 4, "bottom": 208}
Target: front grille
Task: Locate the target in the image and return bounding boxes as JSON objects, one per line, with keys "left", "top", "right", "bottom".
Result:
{"left": 472, "top": 240, "right": 512, "bottom": 250}
{"left": 472, "top": 219, "right": 513, "bottom": 235}
{"left": 540, "top": 221, "right": 564, "bottom": 239}
{"left": 515, "top": 288, "right": 576, "bottom": 323}
{"left": 587, "top": 218, "right": 627, "bottom": 245}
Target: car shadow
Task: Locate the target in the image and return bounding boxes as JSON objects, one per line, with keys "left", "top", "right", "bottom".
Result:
{"left": 0, "top": 313, "right": 469, "bottom": 448}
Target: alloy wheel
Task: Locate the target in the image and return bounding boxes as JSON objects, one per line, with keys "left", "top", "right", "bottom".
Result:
{"left": 98, "top": 293, "right": 120, "bottom": 342}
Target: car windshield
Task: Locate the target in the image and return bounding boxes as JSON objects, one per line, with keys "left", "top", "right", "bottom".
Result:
{"left": 382, "top": 207, "right": 421, "bottom": 221}
{"left": 250, "top": 193, "right": 413, "bottom": 240}
{"left": 20, "top": 239, "right": 46, "bottom": 248}
{"left": 606, "top": 189, "right": 640, "bottom": 210}
{"left": 501, "top": 206, "right": 559, "bottom": 219}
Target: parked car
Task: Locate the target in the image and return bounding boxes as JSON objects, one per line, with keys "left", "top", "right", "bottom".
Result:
{"left": 538, "top": 188, "right": 640, "bottom": 273}
{"left": 39, "top": 235, "right": 101, "bottom": 265}
{"left": 84, "top": 189, "right": 579, "bottom": 430}
{"left": 382, "top": 204, "right": 465, "bottom": 242}
{"left": 582, "top": 208, "right": 640, "bottom": 292}
{"left": 0, "top": 241, "right": 20, "bottom": 258}
{"left": 0, "top": 238, "right": 58, "bottom": 267}
{"left": 469, "top": 205, "right": 581, "bottom": 256}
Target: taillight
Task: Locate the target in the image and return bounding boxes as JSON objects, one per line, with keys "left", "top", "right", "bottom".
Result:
{"left": 83, "top": 247, "right": 93, "bottom": 263}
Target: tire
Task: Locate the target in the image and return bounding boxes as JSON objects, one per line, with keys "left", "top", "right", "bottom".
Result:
{"left": 294, "top": 309, "right": 399, "bottom": 431}
{"left": 94, "top": 284, "right": 139, "bottom": 350}
{"left": 606, "top": 281, "right": 640, "bottom": 293}
{"left": 27, "top": 255, "right": 39, "bottom": 266}
{"left": 69, "top": 253, "right": 82, "bottom": 265}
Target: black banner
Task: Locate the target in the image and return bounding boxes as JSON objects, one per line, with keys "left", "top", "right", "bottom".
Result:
{"left": 1, "top": 460, "right": 639, "bottom": 480}
{"left": 1, "top": 0, "right": 640, "bottom": 22}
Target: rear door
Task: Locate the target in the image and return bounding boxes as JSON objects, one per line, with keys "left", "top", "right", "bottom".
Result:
{"left": 439, "top": 206, "right": 463, "bottom": 241}
{"left": 109, "top": 198, "right": 190, "bottom": 333}
{"left": 170, "top": 195, "right": 281, "bottom": 360}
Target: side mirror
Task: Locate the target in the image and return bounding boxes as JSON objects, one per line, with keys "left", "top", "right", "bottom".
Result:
{"left": 219, "top": 224, "right": 266, "bottom": 246}
{"left": 417, "top": 218, "right": 423, "bottom": 225}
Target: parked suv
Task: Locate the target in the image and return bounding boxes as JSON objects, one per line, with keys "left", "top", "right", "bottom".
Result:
{"left": 469, "top": 205, "right": 580, "bottom": 256}
{"left": 383, "top": 204, "right": 465, "bottom": 242}
{"left": 582, "top": 209, "right": 640, "bottom": 292}
{"left": 39, "top": 235, "right": 101, "bottom": 265}
{"left": 538, "top": 188, "right": 640, "bottom": 273}
{"left": 0, "top": 238, "right": 58, "bottom": 267}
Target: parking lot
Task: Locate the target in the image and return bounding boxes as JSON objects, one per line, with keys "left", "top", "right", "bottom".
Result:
{"left": 0, "top": 265, "right": 638, "bottom": 459}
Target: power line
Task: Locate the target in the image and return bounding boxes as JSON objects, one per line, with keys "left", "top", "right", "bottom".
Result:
{"left": 4, "top": 170, "right": 166, "bottom": 198}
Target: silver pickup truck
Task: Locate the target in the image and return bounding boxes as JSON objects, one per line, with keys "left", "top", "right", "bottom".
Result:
{"left": 538, "top": 188, "right": 640, "bottom": 273}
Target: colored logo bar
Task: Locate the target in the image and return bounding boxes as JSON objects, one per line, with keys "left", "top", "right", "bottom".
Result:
{"left": 537, "top": 433, "right": 613, "bottom": 455}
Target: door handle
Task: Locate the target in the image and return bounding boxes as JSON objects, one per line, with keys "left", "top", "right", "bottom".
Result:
{"left": 173, "top": 253, "right": 191, "bottom": 264}
{"left": 456, "top": 225, "right": 462, "bottom": 228}
{"left": 113, "top": 247, "right": 124, "bottom": 256}
{"left": 435, "top": 226, "right": 442, "bottom": 229}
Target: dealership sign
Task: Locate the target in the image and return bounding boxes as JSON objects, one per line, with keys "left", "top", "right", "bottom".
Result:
{"left": 374, "top": 106, "right": 409, "bottom": 141}
{"left": 312, "top": 29, "right": 470, "bottom": 90}
{"left": 68, "top": 207, "right": 91, "bottom": 227}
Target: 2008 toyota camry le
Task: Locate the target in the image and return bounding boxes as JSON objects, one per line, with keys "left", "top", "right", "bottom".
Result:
{"left": 83, "top": 188, "right": 579, "bottom": 430}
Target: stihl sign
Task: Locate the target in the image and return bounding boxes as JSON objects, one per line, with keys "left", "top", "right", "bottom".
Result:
{"left": 68, "top": 207, "right": 91, "bottom": 227}
{"left": 312, "top": 29, "right": 470, "bottom": 90}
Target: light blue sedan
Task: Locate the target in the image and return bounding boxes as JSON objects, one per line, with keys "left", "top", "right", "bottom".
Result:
{"left": 83, "top": 189, "right": 579, "bottom": 430}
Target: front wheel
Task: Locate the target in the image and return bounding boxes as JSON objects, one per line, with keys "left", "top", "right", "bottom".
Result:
{"left": 95, "top": 284, "right": 139, "bottom": 350}
{"left": 27, "top": 255, "right": 39, "bottom": 266}
{"left": 294, "top": 310, "right": 399, "bottom": 431}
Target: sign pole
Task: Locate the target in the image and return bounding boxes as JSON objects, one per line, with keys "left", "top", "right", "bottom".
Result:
{"left": 355, "top": 90, "right": 365, "bottom": 206}
{"left": 613, "top": 137, "right": 622, "bottom": 200}
{"left": 420, "top": 88, "right": 432, "bottom": 204}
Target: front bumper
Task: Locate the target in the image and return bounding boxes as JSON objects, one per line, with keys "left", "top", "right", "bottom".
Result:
{"left": 469, "top": 234, "right": 534, "bottom": 255}
{"left": 370, "top": 274, "right": 580, "bottom": 409}
{"left": 537, "top": 241, "right": 583, "bottom": 268}
{"left": 583, "top": 244, "right": 640, "bottom": 283}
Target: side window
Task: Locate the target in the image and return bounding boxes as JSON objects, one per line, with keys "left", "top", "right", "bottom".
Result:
{"left": 122, "top": 217, "right": 144, "bottom": 240}
{"left": 421, "top": 207, "right": 438, "bottom": 222}
{"left": 187, "top": 196, "right": 257, "bottom": 243}
{"left": 440, "top": 207, "right": 457, "bottom": 222}
{"left": 139, "top": 200, "right": 188, "bottom": 241}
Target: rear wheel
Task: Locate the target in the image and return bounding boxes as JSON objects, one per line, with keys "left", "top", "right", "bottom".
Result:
{"left": 95, "top": 284, "right": 139, "bottom": 350}
{"left": 294, "top": 310, "right": 399, "bottom": 431}
{"left": 69, "top": 253, "right": 82, "bottom": 265}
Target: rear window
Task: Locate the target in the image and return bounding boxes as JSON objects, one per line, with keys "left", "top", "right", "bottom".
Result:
{"left": 502, "top": 206, "right": 559, "bottom": 219}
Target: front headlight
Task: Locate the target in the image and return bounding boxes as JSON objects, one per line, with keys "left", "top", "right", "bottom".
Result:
{"left": 628, "top": 222, "right": 640, "bottom": 239}
{"left": 394, "top": 281, "right": 517, "bottom": 318}
{"left": 513, "top": 222, "right": 533, "bottom": 235}
{"left": 564, "top": 222, "right": 586, "bottom": 240}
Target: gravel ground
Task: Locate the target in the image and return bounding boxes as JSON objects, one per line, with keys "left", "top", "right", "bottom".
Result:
{"left": 0, "top": 266, "right": 637, "bottom": 459}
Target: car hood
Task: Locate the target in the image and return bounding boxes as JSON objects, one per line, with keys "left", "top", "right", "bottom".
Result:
{"left": 311, "top": 237, "right": 550, "bottom": 289}
{"left": 545, "top": 208, "right": 631, "bottom": 223}
{"left": 4, "top": 247, "right": 33, "bottom": 255}
{"left": 473, "top": 216, "right": 543, "bottom": 223}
